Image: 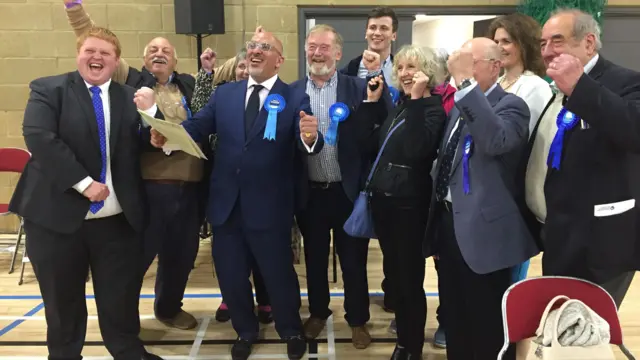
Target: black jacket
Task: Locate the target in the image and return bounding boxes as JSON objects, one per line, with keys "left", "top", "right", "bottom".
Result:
{"left": 357, "top": 95, "right": 446, "bottom": 198}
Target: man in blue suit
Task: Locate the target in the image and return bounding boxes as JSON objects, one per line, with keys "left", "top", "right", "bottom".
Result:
{"left": 150, "top": 30, "right": 323, "bottom": 360}
{"left": 291, "top": 24, "right": 388, "bottom": 349}
{"left": 424, "top": 38, "right": 539, "bottom": 360}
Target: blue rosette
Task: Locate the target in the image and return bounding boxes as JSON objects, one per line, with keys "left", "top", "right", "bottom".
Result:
{"left": 263, "top": 94, "right": 286, "bottom": 141}
{"left": 547, "top": 107, "right": 580, "bottom": 170}
{"left": 462, "top": 134, "right": 473, "bottom": 194}
{"left": 325, "top": 102, "right": 349, "bottom": 146}
{"left": 389, "top": 86, "right": 400, "bottom": 105}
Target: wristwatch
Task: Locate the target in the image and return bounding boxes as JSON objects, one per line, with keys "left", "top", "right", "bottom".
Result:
{"left": 457, "top": 78, "right": 474, "bottom": 90}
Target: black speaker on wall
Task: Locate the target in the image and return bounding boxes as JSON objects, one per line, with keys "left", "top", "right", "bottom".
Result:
{"left": 174, "top": 0, "right": 225, "bottom": 35}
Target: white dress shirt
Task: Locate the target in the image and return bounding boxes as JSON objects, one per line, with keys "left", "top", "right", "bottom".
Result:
{"left": 246, "top": 74, "right": 317, "bottom": 152}
{"left": 72, "top": 80, "right": 157, "bottom": 220}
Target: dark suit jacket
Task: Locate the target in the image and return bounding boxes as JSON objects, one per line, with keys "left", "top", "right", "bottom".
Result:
{"left": 9, "top": 71, "right": 147, "bottom": 234}
{"left": 182, "top": 77, "right": 325, "bottom": 231}
{"left": 521, "top": 56, "right": 640, "bottom": 283}
{"left": 424, "top": 84, "right": 540, "bottom": 274}
{"left": 290, "top": 72, "right": 378, "bottom": 209}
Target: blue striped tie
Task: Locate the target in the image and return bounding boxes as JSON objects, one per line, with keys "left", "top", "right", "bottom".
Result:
{"left": 89, "top": 86, "right": 107, "bottom": 214}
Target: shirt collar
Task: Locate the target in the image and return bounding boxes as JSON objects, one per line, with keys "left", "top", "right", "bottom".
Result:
{"left": 248, "top": 74, "right": 278, "bottom": 91}
{"left": 85, "top": 79, "right": 111, "bottom": 94}
{"left": 485, "top": 82, "right": 498, "bottom": 96}
{"left": 307, "top": 70, "right": 338, "bottom": 89}
{"left": 584, "top": 53, "right": 599, "bottom": 74}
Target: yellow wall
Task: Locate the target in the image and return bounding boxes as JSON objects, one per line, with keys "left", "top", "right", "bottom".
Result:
{"left": 0, "top": 0, "right": 637, "bottom": 231}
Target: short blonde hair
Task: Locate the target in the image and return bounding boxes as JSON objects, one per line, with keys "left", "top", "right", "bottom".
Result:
{"left": 391, "top": 45, "right": 441, "bottom": 89}
{"left": 77, "top": 26, "right": 122, "bottom": 58}
{"left": 306, "top": 24, "right": 344, "bottom": 50}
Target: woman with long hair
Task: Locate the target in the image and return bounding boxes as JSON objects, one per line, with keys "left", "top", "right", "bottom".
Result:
{"left": 487, "top": 13, "right": 553, "bottom": 359}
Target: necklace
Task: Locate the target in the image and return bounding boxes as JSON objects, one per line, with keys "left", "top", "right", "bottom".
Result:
{"left": 499, "top": 73, "right": 522, "bottom": 90}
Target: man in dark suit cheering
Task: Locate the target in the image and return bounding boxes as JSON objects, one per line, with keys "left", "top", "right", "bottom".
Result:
{"left": 424, "top": 37, "right": 539, "bottom": 360}
{"left": 150, "top": 30, "right": 323, "bottom": 360}
{"left": 524, "top": 8, "right": 640, "bottom": 307}
{"left": 9, "top": 27, "right": 162, "bottom": 360}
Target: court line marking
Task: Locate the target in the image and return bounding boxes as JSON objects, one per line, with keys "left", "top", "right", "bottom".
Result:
{"left": 326, "top": 314, "right": 336, "bottom": 360}
{"left": 0, "top": 291, "right": 439, "bottom": 301}
{"left": 188, "top": 317, "right": 210, "bottom": 360}
{"left": 0, "top": 303, "right": 44, "bottom": 337}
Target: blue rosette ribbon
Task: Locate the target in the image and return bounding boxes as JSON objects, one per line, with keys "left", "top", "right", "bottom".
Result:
{"left": 263, "top": 94, "right": 286, "bottom": 141}
{"left": 389, "top": 86, "right": 400, "bottom": 105}
{"left": 547, "top": 107, "right": 580, "bottom": 170}
{"left": 462, "top": 134, "right": 473, "bottom": 195}
{"left": 325, "top": 102, "right": 350, "bottom": 146}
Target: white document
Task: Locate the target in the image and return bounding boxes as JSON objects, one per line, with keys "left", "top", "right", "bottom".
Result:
{"left": 593, "top": 199, "right": 635, "bottom": 217}
{"left": 138, "top": 110, "right": 207, "bottom": 160}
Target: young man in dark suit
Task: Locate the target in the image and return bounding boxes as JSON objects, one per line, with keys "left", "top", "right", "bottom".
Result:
{"left": 150, "top": 30, "right": 323, "bottom": 360}
{"left": 523, "top": 8, "right": 640, "bottom": 307}
{"left": 9, "top": 27, "right": 162, "bottom": 360}
{"left": 424, "top": 38, "right": 539, "bottom": 360}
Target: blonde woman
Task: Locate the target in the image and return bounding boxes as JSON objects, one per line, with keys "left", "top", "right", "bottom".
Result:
{"left": 357, "top": 45, "right": 446, "bottom": 359}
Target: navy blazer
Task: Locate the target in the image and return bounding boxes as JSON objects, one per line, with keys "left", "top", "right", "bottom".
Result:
{"left": 290, "top": 72, "right": 390, "bottom": 210}
{"left": 182, "top": 77, "right": 324, "bottom": 231}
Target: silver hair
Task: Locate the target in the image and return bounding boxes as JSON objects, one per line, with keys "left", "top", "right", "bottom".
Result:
{"left": 235, "top": 48, "right": 247, "bottom": 63}
{"left": 434, "top": 48, "right": 450, "bottom": 77}
{"left": 551, "top": 8, "right": 602, "bottom": 50}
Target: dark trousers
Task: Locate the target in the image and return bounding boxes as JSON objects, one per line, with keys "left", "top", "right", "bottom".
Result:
{"left": 434, "top": 258, "right": 445, "bottom": 327}
{"left": 434, "top": 203, "right": 515, "bottom": 360}
{"left": 371, "top": 193, "right": 427, "bottom": 354}
{"left": 600, "top": 271, "right": 635, "bottom": 309}
{"left": 142, "top": 182, "right": 200, "bottom": 319}
{"left": 297, "top": 183, "right": 370, "bottom": 326}
{"left": 221, "top": 255, "right": 270, "bottom": 307}
{"left": 25, "top": 214, "right": 144, "bottom": 360}
{"left": 212, "top": 201, "right": 303, "bottom": 340}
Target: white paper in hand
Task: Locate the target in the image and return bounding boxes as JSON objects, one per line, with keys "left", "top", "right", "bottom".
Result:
{"left": 137, "top": 110, "right": 207, "bottom": 160}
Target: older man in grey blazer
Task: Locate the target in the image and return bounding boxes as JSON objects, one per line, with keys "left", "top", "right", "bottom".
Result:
{"left": 423, "top": 37, "right": 540, "bottom": 360}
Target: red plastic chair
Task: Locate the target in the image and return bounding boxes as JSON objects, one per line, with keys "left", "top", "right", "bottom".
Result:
{"left": 497, "top": 276, "right": 635, "bottom": 359}
{"left": 0, "top": 147, "right": 31, "bottom": 284}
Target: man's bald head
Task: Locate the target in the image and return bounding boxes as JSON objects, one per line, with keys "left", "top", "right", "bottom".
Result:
{"left": 462, "top": 37, "right": 501, "bottom": 62}
{"left": 458, "top": 37, "right": 502, "bottom": 91}
{"left": 251, "top": 31, "right": 283, "bottom": 55}
{"left": 246, "top": 30, "right": 284, "bottom": 82}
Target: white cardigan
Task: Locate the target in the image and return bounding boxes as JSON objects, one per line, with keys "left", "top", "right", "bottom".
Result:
{"left": 499, "top": 71, "right": 553, "bottom": 136}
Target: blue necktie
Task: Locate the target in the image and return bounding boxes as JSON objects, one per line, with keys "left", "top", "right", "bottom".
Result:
{"left": 89, "top": 86, "right": 107, "bottom": 214}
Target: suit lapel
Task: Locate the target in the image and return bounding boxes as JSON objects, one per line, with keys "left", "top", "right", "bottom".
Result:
{"left": 440, "top": 106, "right": 459, "bottom": 155}
{"left": 246, "top": 78, "right": 288, "bottom": 143}
{"left": 70, "top": 71, "right": 100, "bottom": 149}
{"left": 451, "top": 86, "right": 504, "bottom": 173}
{"left": 108, "top": 82, "right": 124, "bottom": 157}
{"left": 233, "top": 80, "right": 248, "bottom": 144}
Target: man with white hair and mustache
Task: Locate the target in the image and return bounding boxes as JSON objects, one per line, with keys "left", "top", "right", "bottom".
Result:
{"left": 290, "top": 24, "right": 390, "bottom": 349}
{"left": 62, "top": 0, "right": 236, "bottom": 330}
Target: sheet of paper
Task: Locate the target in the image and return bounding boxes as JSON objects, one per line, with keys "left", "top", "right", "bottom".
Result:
{"left": 138, "top": 110, "right": 207, "bottom": 160}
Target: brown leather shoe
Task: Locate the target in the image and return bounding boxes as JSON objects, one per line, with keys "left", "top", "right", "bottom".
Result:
{"left": 156, "top": 310, "right": 198, "bottom": 330}
{"left": 303, "top": 317, "right": 326, "bottom": 339}
{"left": 351, "top": 326, "right": 371, "bottom": 349}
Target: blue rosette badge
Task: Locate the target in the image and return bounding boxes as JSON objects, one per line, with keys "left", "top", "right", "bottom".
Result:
{"left": 263, "top": 94, "right": 286, "bottom": 141}
{"left": 389, "top": 86, "right": 400, "bottom": 105}
{"left": 325, "top": 102, "right": 349, "bottom": 146}
{"left": 547, "top": 107, "right": 580, "bottom": 170}
{"left": 462, "top": 135, "right": 473, "bottom": 194}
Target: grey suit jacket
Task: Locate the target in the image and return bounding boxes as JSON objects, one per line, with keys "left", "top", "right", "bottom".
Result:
{"left": 423, "top": 84, "right": 540, "bottom": 274}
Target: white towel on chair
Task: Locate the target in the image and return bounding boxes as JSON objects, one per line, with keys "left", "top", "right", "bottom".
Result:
{"left": 539, "top": 301, "right": 611, "bottom": 347}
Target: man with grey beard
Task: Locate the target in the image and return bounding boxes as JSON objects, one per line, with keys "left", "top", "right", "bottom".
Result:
{"left": 290, "top": 24, "right": 389, "bottom": 349}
